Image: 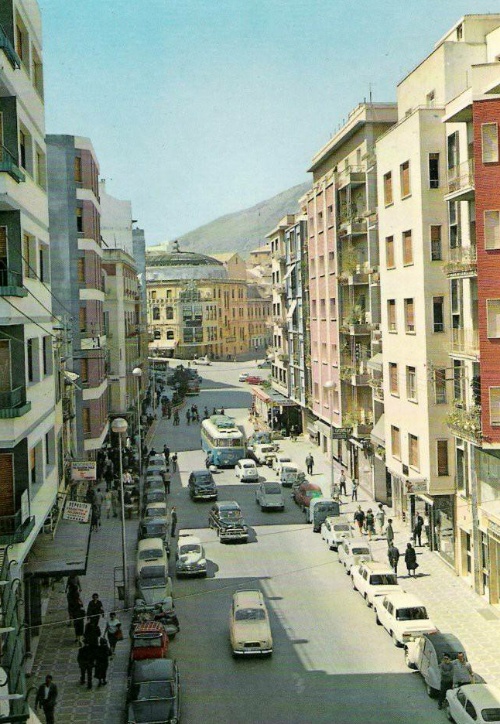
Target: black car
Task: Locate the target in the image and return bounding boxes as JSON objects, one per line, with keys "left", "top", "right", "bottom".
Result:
{"left": 188, "top": 470, "right": 218, "bottom": 501}
{"left": 128, "top": 658, "right": 180, "bottom": 724}
{"left": 208, "top": 500, "right": 248, "bottom": 543}
{"left": 139, "top": 517, "right": 170, "bottom": 555}
{"left": 143, "top": 490, "right": 167, "bottom": 509}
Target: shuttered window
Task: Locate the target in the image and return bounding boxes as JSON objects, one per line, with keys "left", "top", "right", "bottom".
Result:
{"left": 490, "top": 387, "right": 500, "bottom": 426}
{"left": 386, "top": 236, "right": 395, "bottom": 268}
{"left": 430, "top": 225, "right": 442, "bottom": 260}
{"left": 387, "top": 300, "right": 396, "bottom": 331}
{"left": 405, "top": 298, "right": 415, "bottom": 333}
{"left": 384, "top": 172, "right": 393, "bottom": 206}
{"left": 0, "top": 453, "right": 14, "bottom": 517}
{"left": 74, "top": 155, "right": 82, "bottom": 183}
{"left": 389, "top": 362, "right": 398, "bottom": 395}
{"left": 400, "top": 161, "right": 411, "bottom": 197}
{"left": 0, "top": 226, "right": 7, "bottom": 259}
{"left": 437, "top": 440, "right": 449, "bottom": 476}
{"left": 484, "top": 210, "right": 500, "bottom": 250}
{"left": 409, "top": 434, "right": 419, "bottom": 470}
{"left": 79, "top": 307, "right": 86, "bottom": 333}
{"left": 0, "top": 340, "right": 10, "bottom": 392}
{"left": 482, "top": 123, "right": 499, "bottom": 164}
{"left": 402, "top": 230, "right": 413, "bottom": 265}
{"left": 487, "top": 300, "right": 500, "bottom": 338}
{"left": 83, "top": 407, "right": 91, "bottom": 434}
{"left": 434, "top": 369, "right": 447, "bottom": 404}
{"left": 391, "top": 426, "right": 400, "bottom": 460}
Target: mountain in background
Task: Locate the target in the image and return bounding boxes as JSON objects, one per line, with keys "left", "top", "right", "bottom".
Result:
{"left": 162, "top": 181, "right": 310, "bottom": 257}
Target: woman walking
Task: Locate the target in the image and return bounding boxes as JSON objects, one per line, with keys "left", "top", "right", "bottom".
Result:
{"left": 404, "top": 542, "right": 418, "bottom": 577}
{"left": 94, "top": 637, "right": 112, "bottom": 686}
{"left": 105, "top": 612, "right": 122, "bottom": 655}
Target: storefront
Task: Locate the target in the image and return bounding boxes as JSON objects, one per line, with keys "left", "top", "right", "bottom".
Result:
{"left": 250, "top": 387, "right": 300, "bottom": 433}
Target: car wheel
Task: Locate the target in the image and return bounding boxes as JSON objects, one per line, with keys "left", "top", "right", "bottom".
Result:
{"left": 404, "top": 648, "right": 417, "bottom": 670}
{"left": 426, "top": 683, "right": 438, "bottom": 699}
{"left": 444, "top": 701, "right": 454, "bottom": 722}
{"left": 391, "top": 631, "right": 402, "bottom": 648}
{"left": 351, "top": 575, "right": 356, "bottom": 590}
{"left": 375, "top": 613, "right": 381, "bottom": 626}
{"left": 364, "top": 593, "right": 371, "bottom": 607}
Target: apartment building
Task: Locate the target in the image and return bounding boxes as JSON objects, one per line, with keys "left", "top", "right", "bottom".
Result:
{"left": 247, "top": 284, "right": 272, "bottom": 353}
{"left": 306, "top": 103, "right": 397, "bottom": 490}
{"left": 268, "top": 215, "right": 294, "bottom": 396}
{"left": 132, "top": 225, "right": 150, "bottom": 378}
{"left": 47, "top": 135, "right": 109, "bottom": 458}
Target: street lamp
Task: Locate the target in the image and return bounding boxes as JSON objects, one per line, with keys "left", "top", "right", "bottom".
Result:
{"left": 132, "top": 367, "right": 143, "bottom": 473}
{"left": 324, "top": 380, "right": 336, "bottom": 496}
{"left": 111, "top": 417, "right": 128, "bottom": 607}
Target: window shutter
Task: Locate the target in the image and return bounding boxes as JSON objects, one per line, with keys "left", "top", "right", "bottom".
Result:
{"left": 487, "top": 300, "right": 500, "bottom": 338}
{"left": 484, "top": 210, "right": 500, "bottom": 250}
{"left": 437, "top": 440, "right": 449, "bottom": 475}
{"left": 0, "top": 340, "right": 10, "bottom": 392}
{"left": 482, "top": 123, "right": 499, "bottom": 164}
{"left": 403, "top": 231, "right": 412, "bottom": 264}
{"left": 490, "top": 388, "right": 500, "bottom": 426}
{"left": 0, "top": 453, "right": 14, "bottom": 516}
{"left": 0, "top": 226, "right": 7, "bottom": 259}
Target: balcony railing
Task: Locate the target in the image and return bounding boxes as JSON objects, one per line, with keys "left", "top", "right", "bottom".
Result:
{"left": 450, "top": 328, "right": 479, "bottom": 358}
{"left": 446, "top": 159, "right": 475, "bottom": 197}
{"left": 0, "top": 144, "right": 25, "bottom": 183}
{"left": 0, "top": 511, "right": 35, "bottom": 546}
{"left": 0, "top": 386, "right": 31, "bottom": 418}
{"left": 336, "top": 164, "right": 366, "bottom": 188}
{"left": 443, "top": 244, "right": 477, "bottom": 277}
{"left": 446, "top": 403, "right": 482, "bottom": 444}
{"left": 0, "top": 24, "right": 21, "bottom": 69}
{"left": 0, "top": 267, "right": 27, "bottom": 297}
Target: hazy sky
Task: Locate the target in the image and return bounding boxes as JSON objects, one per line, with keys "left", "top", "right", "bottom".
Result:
{"left": 40, "top": 0, "right": 495, "bottom": 244}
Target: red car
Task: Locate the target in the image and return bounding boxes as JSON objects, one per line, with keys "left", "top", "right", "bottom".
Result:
{"left": 293, "top": 482, "right": 323, "bottom": 511}
{"left": 130, "top": 621, "right": 169, "bottom": 663}
{"left": 246, "top": 375, "right": 264, "bottom": 385}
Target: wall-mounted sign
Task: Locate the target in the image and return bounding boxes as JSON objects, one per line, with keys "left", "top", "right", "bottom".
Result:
{"left": 405, "top": 479, "right": 428, "bottom": 494}
{"left": 71, "top": 462, "right": 97, "bottom": 481}
{"left": 63, "top": 500, "right": 91, "bottom": 523}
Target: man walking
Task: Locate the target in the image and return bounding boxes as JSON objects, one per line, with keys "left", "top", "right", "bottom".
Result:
{"left": 186, "top": 409, "right": 191, "bottom": 425}
{"left": 339, "top": 470, "right": 347, "bottom": 496}
{"left": 386, "top": 518, "right": 394, "bottom": 548}
{"left": 305, "top": 453, "right": 314, "bottom": 475}
{"left": 171, "top": 453, "right": 178, "bottom": 473}
{"left": 35, "top": 674, "right": 58, "bottom": 724}
{"left": 438, "top": 654, "right": 454, "bottom": 709}
{"left": 77, "top": 642, "right": 94, "bottom": 689}
{"left": 387, "top": 543, "right": 400, "bottom": 576}
{"left": 354, "top": 506, "right": 365, "bottom": 535}
{"left": 375, "top": 503, "right": 385, "bottom": 536}
{"left": 163, "top": 445, "right": 170, "bottom": 464}
{"left": 413, "top": 514, "right": 424, "bottom": 547}
{"left": 351, "top": 478, "right": 359, "bottom": 501}
{"left": 452, "top": 652, "right": 474, "bottom": 687}
{"left": 170, "top": 506, "right": 178, "bottom": 538}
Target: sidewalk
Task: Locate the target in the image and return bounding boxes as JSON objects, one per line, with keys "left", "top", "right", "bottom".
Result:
{"left": 274, "top": 432, "right": 500, "bottom": 687}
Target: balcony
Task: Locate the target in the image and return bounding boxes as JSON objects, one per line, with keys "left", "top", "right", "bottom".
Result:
{"left": 344, "top": 410, "right": 373, "bottom": 437}
{"left": 62, "top": 397, "right": 75, "bottom": 421}
{"left": 336, "top": 164, "right": 366, "bottom": 189}
{"left": 450, "top": 328, "right": 479, "bottom": 359}
{"left": 0, "top": 386, "right": 31, "bottom": 418}
{"left": 443, "top": 244, "right": 477, "bottom": 278}
{"left": 0, "top": 511, "right": 36, "bottom": 546}
{"left": 369, "top": 377, "right": 384, "bottom": 401}
{"left": 445, "top": 159, "right": 475, "bottom": 201}
{"left": 0, "top": 268, "right": 27, "bottom": 297}
{"left": 0, "top": 145, "right": 25, "bottom": 184}
{"left": 0, "top": 24, "right": 21, "bottom": 69}
{"left": 340, "top": 319, "right": 372, "bottom": 336}
{"left": 338, "top": 216, "right": 367, "bottom": 237}
{"left": 446, "top": 403, "right": 482, "bottom": 444}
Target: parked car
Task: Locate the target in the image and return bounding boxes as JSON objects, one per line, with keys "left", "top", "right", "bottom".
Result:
{"left": 127, "top": 659, "right": 181, "bottom": 724}
{"left": 139, "top": 517, "right": 171, "bottom": 554}
{"left": 130, "top": 622, "right": 169, "bottom": 664}
{"left": 374, "top": 591, "right": 438, "bottom": 647}
{"left": 235, "top": 458, "right": 259, "bottom": 482}
{"left": 321, "top": 516, "right": 353, "bottom": 550}
{"left": 208, "top": 501, "right": 248, "bottom": 543}
{"left": 238, "top": 372, "right": 250, "bottom": 382}
{"left": 293, "top": 482, "right": 323, "bottom": 511}
{"left": 148, "top": 454, "right": 167, "bottom": 470}
{"left": 147, "top": 465, "right": 167, "bottom": 480}
{"left": 338, "top": 537, "right": 373, "bottom": 574}
{"left": 252, "top": 444, "right": 278, "bottom": 466}
{"left": 405, "top": 632, "right": 468, "bottom": 698}
{"left": 308, "top": 497, "right": 341, "bottom": 530}
{"left": 194, "top": 355, "right": 211, "bottom": 365}
{"left": 143, "top": 490, "right": 167, "bottom": 509}
{"left": 246, "top": 431, "right": 272, "bottom": 452}
{"left": 229, "top": 590, "right": 272, "bottom": 656}
{"left": 280, "top": 463, "right": 300, "bottom": 488}
{"left": 445, "top": 684, "right": 500, "bottom": 724}
{"left": 351, "top": 561, "right": 399, "bottom": 607}
{"left": 136, "top": 538, "right": 168, "bottom": 577}
{"left": 144, "top": 502, "right": 168, "bottom": 520}
{"left": 246, "top": 375, "right": 263, "bottom": 385}
{"left": 131, "top": 596, "right": 180, "bottom": 639}
{"left": 175, "top": 533, "right": 207, "bottom": 577}
{"left": 144, "top": 476, "right": 165, "bottom": 493}
{"left": 136, "top": 563, "right": 173, "bottom": 606}
{"left": 255, "top": 482, "right": 285, "bottom": 511}
{"left": 273, "top": 454, "right": 292, "bottom": 476}
{"left": 188, "top": 470, "right": 218, "bottom": 501}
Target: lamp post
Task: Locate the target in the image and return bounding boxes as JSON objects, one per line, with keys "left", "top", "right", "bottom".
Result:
{"left": 111, "top": 417, "right": 128, "bottom": 607}
{"left": 132, "top": 367, "right": 143, "bottom": 473}
{"left": 324, "top": 380, "right": 336, "bottom": 496}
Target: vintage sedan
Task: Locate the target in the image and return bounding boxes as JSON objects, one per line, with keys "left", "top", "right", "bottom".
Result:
{"left": 338, "top": 537, "right": 373, "bottom": 574}
{"left": 273, "top": 454, "right": 292, "bottom": 477}
{"left": 255, "top": 482, "right": 285, "bottom": 511}
{"left": 138, "top": 517, "right": 171, "bottom": 555}
{"left": 128, "top": 658, "right": 181, "bottom": 724}
{"left": 405, "top": 632, "right": 468, "bottom": 698}
{"left": 235, "top": 459, "right": 259, "bottom": 482}
{"left": 136, "top": 564, "right": 173, "bottom": 606}
{"left": 321, "top": 516, "right": 353, "bottom": 550}
{"left": 130, "top": 622, "right": 169, "bottom": 664}
{"left": 208, "top": 501, "right": 248, "bottom": 543}
{"left": 188, "top": 470, "right": 218, "bottom": 501}
{"left": 351, "top": 561, "right": 399, "bottom": 607}
{"left": 374, "top": 591, "right": 438, "bottom": 647}
{"left": 293, "top": 482, "right": 323, "bottom": 511}
{"left": 445, "top": 684, "right": 500, "bottom": 724}
{"left": 246, "top": 375, "right": 264, "bottom": 385}
{"left": 229, "top": 590, "right": 272, "bottom": 656}
{"left": 175, "top": 534, "right": 207, "bottom": 577}
{"left": 136, "top": 538, "right": 167, "bottom": 577}
{"left": 144, "top": 501, "right": 168, "bottom": 520}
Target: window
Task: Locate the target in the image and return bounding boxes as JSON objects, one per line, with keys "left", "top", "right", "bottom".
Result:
{"left": 330, "top": 298, "right": 336, "bottom": 319}
{"left": 387, "top": 300, "right": 397, "bottom": 332}
{"left": 437, "top": 440, "right": 449, "bottom": 476}
{"left": 166, "top": 330, "right": 174, "bottom": 340}
{"left": 27, "top": 339, "right": 33, "bottom": 382}
{"left": 153, "top": 330, "right": 161, "bottom": 340}
{"left": 487, "top": 300, "right": 500, "bottom": 338}
{"left": 77, "top": 257, "right": 85, "bottom": 282}
{"left": 456, "top": 23, "right": 463, "bottom": 40}
{"left": 19, "top": 129, "right": 26, "bottom": 169}
{"left": 408, "top": 434, "right": 419, "bottom": 470}
{"left": 404, "top": 298, "right": 415, "bottom": 333}
{"left": 402, "top": 230, "right": 413, "bottom": 265}
{"left": 400, "top": 161, "right": 411, "bottom": 198}
{"left": 430, "top": 225, "right": 442, "bottom": 260}
{"left": 389, "top": 363, "right": 399, "bottom": 395}
{"left": 391, "top": 426, "right": 401, "bottom": 460}
{"left": 386, "top": 236, "right": 395, "bottom": 268}
{"left": 429, "top": 153, "right": 439, "bottom": 188}
{"left": 426, "top": 90, "right": 435, "bottom": 107}
{"left": 152, "top": 306, "right": 160, "bottom": 320}
{"left": 383, "top": 172, "right": 393, "bottom": 206}
{"left": 433, "top": 297, "right": 444, "bottom": 332}
{"left": 35, "top": 145, "right": 46, "bottom": 189}
{"left": 447, "top": 132, "right": 459, "bottom": 171}
{"left": 42, "top": 336, "right": 52, "bottom": 376}
{"left": 406, "top": 366, "right": 417, "bottom": 401}
{"left": 76, "top": 207, "right": 83, "bottom": 233}
{"left": 490, "top": 387, "right": 500, "bottom": 426}
{"left": 74, "top": 155, "right": 82, "bottom": 183}
{"left": 23, "top": 233, "right": 36, "bottom": 278}
{"left": 484, "top": 210, "right": 500, "bottom": 250}
{"left": 79, "top": 307, "right": 86, "bottom": 333}
{"left": 434, "top": 369, "right": 447, "bottom": 404}
{"left": 481, "top": 123, "right": 499, "bottom": 164}
{"left": 449, "top": 201, "right": 461, "bottom": 248}
{"left": 80, "top": 358, "right": 88, "bottom": 383}
{"left": 83, "top": 407, "right": 91, "bottom": 434}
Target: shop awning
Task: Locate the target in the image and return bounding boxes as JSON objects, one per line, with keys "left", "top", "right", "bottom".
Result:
{"left": 163, "top": 340, "right": 178, "bottom": 349}
{"left": 370, "top": 414, "right": 385, "bottom": 445}
{"left": 367, "top": 353, "right": 383, "bottom": 372}
{"left": 251, "top": 386, "right": 298, "bottom": 407}
{"left": 25, "top": 518, "right": 91, "bottom": 578}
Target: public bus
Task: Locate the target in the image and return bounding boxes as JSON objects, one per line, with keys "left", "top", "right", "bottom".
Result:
{"left": 201, "top": 415, "right": 246, "bottom": 467}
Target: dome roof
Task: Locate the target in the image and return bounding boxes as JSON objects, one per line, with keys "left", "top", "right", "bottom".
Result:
{"left": 146, "top": 241, "right": 223, "bottom": 269}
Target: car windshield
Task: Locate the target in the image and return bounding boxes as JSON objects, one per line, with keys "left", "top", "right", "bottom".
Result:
{"left": 370, "top": 574, "right": 397, "bottom": 586}
{"left": 334, "top": 525, "right": 350, "bottom": 532}
{"left": 139, "top": 549, "right": 163, "bottom": 560}
{"left": 134, "top": 637, "right": 162, "bottom": 648}
{"left": 396, "top": 606, "right": 429, "bottom": 621}
{"left": 315, "top": 503, "right": 337, "bottom": 512}
{"left": 352, "top": 547, "right": 370, "bottom": 555}
{"left": 196, "top": 480, "right": 214, "bottom": 487}
{"left": 147, "top": 507, "right": 167, "bottom": 517}
{"left": 235, "top": 608, "right": 266, "bottom": 621}
{"left": 482, "top": 708, "right": 500, "bottom": 722}
{"left": 144, "top": 524, "right": 166, "bottom": 537}
{"left": 140, "top": 566, "right": 165, "bottom": 579}
{"left": 261, "top": 446, "right": 273, "bottom": 453}
{"left": 136, "top": 681, "right": 174, "bottom": 700}
{"left": 263, "top": 484, "right": 281, "bottom": 494}
{"left": 279, "top": 457, "right": 291, "bottom": 463}
{"left": 242, "top": 463, "right": 255, "bottom": 469}
{"left": 180, "top": 544, "right": 201, "bottom": 555}
{"left": 194, "top": 473, "right": 212, "bottom": 483}
{"left": 221, "top": 509, "right": 241, "bottom": 519}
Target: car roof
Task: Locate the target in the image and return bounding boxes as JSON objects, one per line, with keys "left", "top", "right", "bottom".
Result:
{"left": 138, "top": 538, "right": 164, "bottom": 551}
{"left": 233, "top": 590, "right": 266, "bottom": 608}
{"left": 300, "top": 482, "right": 322, "bottom": 491}
{"left": 218, "top": 500, "right": 240, "bottom": 509}
{"left": 359, "top": 561, "right": 395, "bottom": 573}
{"left": 191, "top": 470, "right": 212, "bottom": 476}
{"left": 347, "top": 537, "right": 371, "bottom": 548}
{"left": 131, "top": 658, "right": 175, "bottom": 683}
{"left": 134, "top": 621, "right": 165, "bottom": 634}
{"left": 238, "top": 458, "right": 256, "bottom": 464}
{"left": 178, "top": 535, "right": 202, "bottom": 547}
{"left": 422, "top": 632, "right": 464, "bottom": 657}
{"left": 382, "top": 592, "right": 426, "bottom": 607}
{"left": 457, "top": 684, "right": 500, "bottom": 706}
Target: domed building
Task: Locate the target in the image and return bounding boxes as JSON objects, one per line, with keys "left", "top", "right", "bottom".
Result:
{"left": 145, "top": 242, "right": 250, "bottom": 359}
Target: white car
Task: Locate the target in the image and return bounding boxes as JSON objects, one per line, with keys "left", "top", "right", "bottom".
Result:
{"left": 351, "top": 561, "right": 399, "bottom": 607}
{"left": 374, "top": 591, "right": 438, "bottom": 647}
{"left": 239, "top": 372, "right": 249, "bottom": 382}
{"left": 321, "top": 516, "right": 352, "bottom": 550}
{"left": 148, "top": 454, "right": 167, "bottom": 470}
{"left": 235, "top": 458, "right": 259, "bottom": 482}
{"left": 175, "top": 533, "right": 207, "bottom": 577}
{"left": 445, "top": 684, "right": 500, "bottom": 724}
{"left": 273, "top": 454, "right": 292, "bottom": 476}
{"left": 136, "top": 537, "right": 168, "bottom": 577}
{"left": 338, "top": 537, "right": 373, "bottom": 574}
{"left": 253, "top": 444, "right": 277, "bottom": 465}
{"left": 229, "top": 590, "right": 273, "bottom": 656}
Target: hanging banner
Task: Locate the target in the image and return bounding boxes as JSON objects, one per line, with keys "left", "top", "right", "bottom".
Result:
{"left": 63, "top": 500, "right": 92, "bottom": 523}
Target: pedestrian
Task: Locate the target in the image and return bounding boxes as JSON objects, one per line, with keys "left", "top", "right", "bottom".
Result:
{"left": 66, "top": 585, "right": 82, "bottom": 628}
{"left": 452, "top": 652, "right": 474, "bottom": 687}
{"left": 84, "top": 619, "right": 101, "bottom": 650}
{"left": 122, "top": 469, "right": 133, "bottom": 486}
{"left": 437, "top": 653, "right": 454, "bottom": 709}
{"left": 339, "top": 470, "right": 347, "bottom": 496}
{"left": 163, "top": 445, "right": 170, "bottom": 463}
{"left": 105, "top": 612, "right": 122, "bottom": 655}
{"left": 424, "top": 513, "right": 431, "bottom": 547}
{"left": 387, "top": 543, "right": 400, "bottom": 575}
{"left": 331, "top": 483, "right": 340, "bottom": 501}
{"left": 164, "top": 470, "right": 171, "bottom": 494}
{"left": 354, "top": 506, "right": 365, "bottom": 535}
{"left": 73, "top": 602, "right": 86, "bottom": 646}
{"left": 204, "top": 406, "right": 209, "bottom": 419}
{"left": 404, "top": 542, "right": 418, "bottom": 577}
{"left": 186, "top": 409, "right": 191, "bottom": 425}
{"left": 205, "top": 453, "right": 212, "bottom": 469}
{"left": 305, "top": 453, "right": 314, "bottom": 475}
{"left": 87, "top": 592, "right": 104, "bottom": 624}
{"left": 375, "top": 503, "right": 385, "bottom": 536}
{"left": 104, "top": 465, "right": 114, "bottom": 492}
{"left": 77, "top": 643, "right": 94, "bottom": 689}
{"left": 171, "top": 506, "right": 177, "bottom": 537}
{"left": 220, "top": 406, "right": 225, "bottom": 414}
{"left": 365, "top": 508, "right": 375, "bottom": 540}
{"left": 351, "top": 478, "right": 358, "bottom": 501}
{"left": 94, "top": 637, "right": 112, "bottom": 686}
{"left": 104, "top": 489, "right": 112, "bottom": 519}
{"left": 173, "top": 410, "right": 179, "bottom": 426}
{"left": 171, "top": 453, "right": 178, "bottom": 473}
{"left": 111, "top": 488, "right": 119, "bottom": 518}
{"left": 386, "top": 518, "right": 394, "bottom": 548}
{"left": 413, "top": 514, "right": 424, "bottom": 547}
{"left": 35, "top": 674, "right": 58, "bottom": 724}
{"left": 90, "top": 504, "right": 99, "bottom": 532}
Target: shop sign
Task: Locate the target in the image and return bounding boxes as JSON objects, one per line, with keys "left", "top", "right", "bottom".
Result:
{"left": 488, "top": 520, "right": 500, "bottom": 540}
{"left": 331, "top": 427, "right": 353, "bottom": 440}
{"left": 63, "top": 500, "right": 92, "bottom": 523}
{"left": 71, "top": 462, "right": 97, "bottom": 481}
{"left": 405, "top": 479, "right": 428, "bottom": 494}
